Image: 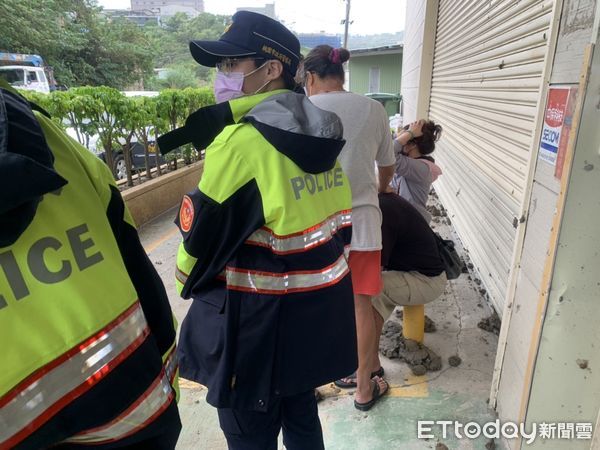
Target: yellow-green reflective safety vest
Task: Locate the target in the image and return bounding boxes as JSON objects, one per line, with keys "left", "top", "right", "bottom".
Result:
{"left": 173, "top": 90, "right": 358, "bottom": 412}
{"left": 0, "top": 85, "right": 179, "bottom": 449}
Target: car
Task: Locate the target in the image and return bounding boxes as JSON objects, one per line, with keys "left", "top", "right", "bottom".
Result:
{"left": 64, "top": 127, "right": 165, "bottom": 180}
{"left": 65, "top": 127, "right": 101, "bottom": 155}
{"left": 99, "top": 140, "right": 166, "bottom": 180}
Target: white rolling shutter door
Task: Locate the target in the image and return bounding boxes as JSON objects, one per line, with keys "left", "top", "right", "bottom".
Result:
{"left": 428, "top": 0, "right": 553, "bottom": 312}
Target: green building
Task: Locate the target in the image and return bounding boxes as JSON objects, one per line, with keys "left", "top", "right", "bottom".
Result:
{"left": 348, "top": 44, "right": 403, "bottom": 116}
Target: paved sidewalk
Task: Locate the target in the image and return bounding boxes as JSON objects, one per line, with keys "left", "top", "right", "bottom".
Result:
{"left": 139, "top": 199, "right": 500, "bottom": 450}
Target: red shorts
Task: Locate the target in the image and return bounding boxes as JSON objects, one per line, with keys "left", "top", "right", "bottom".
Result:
{"left": 348, "top": 250, "right": 383, "bottom": 296}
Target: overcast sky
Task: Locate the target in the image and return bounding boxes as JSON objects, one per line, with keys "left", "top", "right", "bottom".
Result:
{"left": 97, "top": 0, "right": 406, "bottom": 35}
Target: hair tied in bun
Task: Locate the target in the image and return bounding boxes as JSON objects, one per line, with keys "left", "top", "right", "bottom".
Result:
{"left": 330, "top": 48, "right": 341, "bottom": 64}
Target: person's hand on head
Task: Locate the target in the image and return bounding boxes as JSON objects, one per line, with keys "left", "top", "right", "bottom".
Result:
{"left": 409, "top": 119, "right": 425, "bottom": 138}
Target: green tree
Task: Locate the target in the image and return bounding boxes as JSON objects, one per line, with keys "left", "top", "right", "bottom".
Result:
{"left": 183, "top": 87, "right": 214, "bottom": 115}
{"left": 118, "top": 97, "right": 140, "bottom": 187}
{"left": 0, "top": 1, "right": 86, "bottom": 84}
{"left": 155, "top": 89, "right": 189, "bottom": 170}
{"left": 25, "top": 86, "right": 214, "bottom": 183}
{"left": 154, "top": 87, "right": 214, "bottom": 166}
{"left": 152, "top": 108, "right": 170, "bottom": 177}
{"left": 73, "top": 86, "right": 129, "bottom": 176}
{"left": 0, "top": 0, "right": 155, "bottom": 88}
{"left": 22, "top": 89, "right": 95, "bottom": 148}
{"left": 128, "top": 96, "right": 158, "bottom": 180}
{"left": 80, "top": 16, "right": 155, "bottom": 89}
{"left": 144, "top": 12, "right": 228, "bottom": 87}
{"left": 158, "top": 65, "right": 200, "bottom": 90}
{"left": 20, "top": 91, "right": 53, "bottom": 117}
{"left": 155, "top": 89, "right": 188, "bottom": 132}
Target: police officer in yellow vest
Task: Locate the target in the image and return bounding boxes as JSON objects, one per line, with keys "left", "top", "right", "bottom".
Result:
{"left": 163, "top": 11, "right": 358, "bottom": 450}
{"left": 0, "top": 82, "right": 181, "bottom": 449}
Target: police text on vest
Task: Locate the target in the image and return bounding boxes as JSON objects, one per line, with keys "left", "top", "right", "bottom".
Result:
{"left": 290, "top": 168, "right": 344, "bottom": 200}
{"left": 0, "top": 224, "right": 104, "bottom": 309}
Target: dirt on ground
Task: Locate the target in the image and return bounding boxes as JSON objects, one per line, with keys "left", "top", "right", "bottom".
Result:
{"left": 577, "top": 359, "right": 589, "bottom": 370}
{"left": 448, "top": 355, "right": 462, "bottom": 367}
{"left": 427, "top": 201, "right": 447, "bottom": 219}
{"left": 485, "top": 439, "right": 496, "bottom": 449}
{"left": 379, "top": 321, "right": 443, "bottom": 375}
{"left": 478, "top": 311, "right": 501, "bottom": 336}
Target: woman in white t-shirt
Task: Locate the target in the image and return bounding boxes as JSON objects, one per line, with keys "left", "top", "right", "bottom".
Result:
{"left": 301, "top": 45, "right": 395, "bottom": 411}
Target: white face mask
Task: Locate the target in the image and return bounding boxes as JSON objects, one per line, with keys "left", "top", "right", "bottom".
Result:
{"left": 213, "top": 62, "right": 271, "bottom": 103}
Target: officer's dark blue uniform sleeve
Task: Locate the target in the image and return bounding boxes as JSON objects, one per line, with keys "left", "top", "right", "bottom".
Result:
{"left": 174, "top": 132, "right": 265, "bottom": 299}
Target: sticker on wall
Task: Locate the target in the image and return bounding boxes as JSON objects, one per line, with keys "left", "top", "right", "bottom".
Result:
{"left": 554, "top": 87, "right": 578, "bottom": 180}
{"left": 539, "top": 88, "right": 571, "bottom": 167}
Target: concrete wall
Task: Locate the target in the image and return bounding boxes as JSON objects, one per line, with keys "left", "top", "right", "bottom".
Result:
{"left": 122, "top": 161, "right": 204, "bottom": 228}
{"left": 551, "top": 0, "right": 599, "bottom": 83}
{"left": 496, "top": 1, "right": 598, "bottom": 447}
{"left": 524, "top": 18, "right": 599, "bottom": 450}
{"left": 399, "top": 0, "right": 438, "bottom": 122}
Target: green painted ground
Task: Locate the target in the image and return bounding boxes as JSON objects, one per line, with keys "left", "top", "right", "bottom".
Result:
{"left": 176, "top": 384, "right": 498, "bottom": 450}
{"left": 320, "top": 389, "right": 497, "bottom": 450}
{"left": 143, "top": 204, "right": 501, "bottom": 450}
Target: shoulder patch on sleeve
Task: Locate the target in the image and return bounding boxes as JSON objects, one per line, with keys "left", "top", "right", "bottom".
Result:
{"left": 180, "top": 195, "right": 195, "bottom": 233}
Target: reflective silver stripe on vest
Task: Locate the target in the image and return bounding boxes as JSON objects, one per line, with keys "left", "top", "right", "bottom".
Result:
{"left": 164, "top": 345, "right": 178, "bottom": 383}
{"left": 245, "top": 211, "right": 351, "bottom": 254}
{"left": 175, "top": 266, "right": 188, "bottom": 285}
{"left": 62, "top": 372, "right": 173, "bottom": 445}
{"left": 0, "top": 303, "right": 149, "bottom": 447}
{"left": 226, "top": 253, "right": 349, "bottom": 294}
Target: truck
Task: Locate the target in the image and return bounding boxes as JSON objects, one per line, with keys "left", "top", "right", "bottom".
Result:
{"left": 0, "top": 53, "right": 57, "bottom": 93}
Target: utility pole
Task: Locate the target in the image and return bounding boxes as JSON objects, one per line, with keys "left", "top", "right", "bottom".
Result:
{"left": 343, "top": 0, "right": 351, "bottom": 49}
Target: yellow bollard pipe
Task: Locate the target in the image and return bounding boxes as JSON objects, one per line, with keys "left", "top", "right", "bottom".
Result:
{"left": 403, "top": 304, "right": 425, "bottom": 343}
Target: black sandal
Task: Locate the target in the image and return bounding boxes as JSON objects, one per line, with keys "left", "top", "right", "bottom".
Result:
{"left": 334, "top": 367, "right": 385, "bottom": 389}
{"left": 353, "top": 377, "right": 389, "bottom": 411}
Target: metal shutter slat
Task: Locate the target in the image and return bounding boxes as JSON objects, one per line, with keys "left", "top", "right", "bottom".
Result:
{"left": 428, "top": 0, "right": 552, "bottom": 312}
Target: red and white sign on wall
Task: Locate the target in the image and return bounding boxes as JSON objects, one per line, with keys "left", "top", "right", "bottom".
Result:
{"left": 539, "top": 87, "right": 570, "bottom": 167}
{"left": 554, "top": 87, "right": 578, "bottom": 179}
